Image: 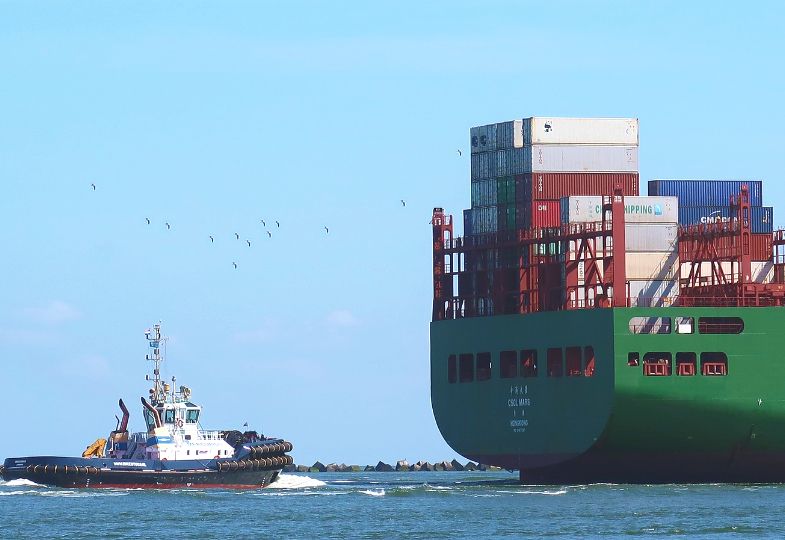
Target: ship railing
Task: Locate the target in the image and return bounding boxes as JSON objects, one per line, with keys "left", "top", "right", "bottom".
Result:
{"left": 129, "top": 430, "right": 226, "bottom": 442}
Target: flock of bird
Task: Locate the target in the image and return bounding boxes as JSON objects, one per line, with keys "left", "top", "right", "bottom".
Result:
{"left": 88, "top": 183, "right": 417, "bottom": 270}
{"left": 85, "top": 149, "right": 467, "bottom": 269}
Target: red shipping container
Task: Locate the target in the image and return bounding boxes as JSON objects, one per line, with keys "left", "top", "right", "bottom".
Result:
{"left": 516, "top": 172, "right": 640, "bottom": 202}
{"left": 521, "top": 199, "right": 561, "bottom": 229}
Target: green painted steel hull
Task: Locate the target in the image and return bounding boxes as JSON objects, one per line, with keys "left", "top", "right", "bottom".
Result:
{"left": 430, "top": 307, "right": 785, "bottom": 483}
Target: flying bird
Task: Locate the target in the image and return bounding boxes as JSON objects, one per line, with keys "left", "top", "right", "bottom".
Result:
{"left": 457, "top": 149, "right": 462, "bottom": 156}
{"left": 209, "top": 235, "right": 214, "bottom": 243}
{"left": 165, "top": 222, "right": 171, "bottom": 230}
{"left": 232, "top": 262, "right": 237, "bottom": 269}
{"left": 145, "top": 218, "right": 150, "bottom": 225}
{"left": 260, "top": 219, "right": 266, "bottom": 227}
{"left": 267, "top": 231, "right": 272, "bottom": 238}
{"left": 401, "top": 199, "right": 406, "bottom": 207}
{"left": 324, "top": 226, "right": 329, "bottom": 234}
{"left": 90, "top": 183, "right": 96, "bottom": 190}
{"left": 235, "top": 232, "right": 240, "bottom": 240}
{"left": 246, "top": 240, "right": 251, "bottom": 247}
{"left": 275, "top": 221, "right": 280, "bottom": 228}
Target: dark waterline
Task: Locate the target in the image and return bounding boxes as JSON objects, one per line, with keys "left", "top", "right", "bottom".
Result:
{"left": 2, "top": 471, "right": 782, "bottom": 539}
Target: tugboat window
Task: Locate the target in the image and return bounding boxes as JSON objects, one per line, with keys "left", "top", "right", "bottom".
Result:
{"left": 186, "top": 409, "right": 200, "bottom": 424}
{"left": 143, "top": 408, "right": 156, "bottom": 431}
{"left": 164, "top": 409, "right": 175, "bottom": 424}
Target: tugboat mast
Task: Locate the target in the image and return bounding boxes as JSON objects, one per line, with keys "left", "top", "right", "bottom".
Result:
{"left": 145, "top": 323, "right": 169, "bottom": 405}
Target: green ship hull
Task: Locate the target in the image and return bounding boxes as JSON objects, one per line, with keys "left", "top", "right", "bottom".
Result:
{"left": 431, "top": 306, "right": 785, "bottom": 483}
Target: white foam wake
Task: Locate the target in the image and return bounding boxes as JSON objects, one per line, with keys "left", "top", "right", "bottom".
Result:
{"left": 2, "top": 479, "right": 46, "bottom": 488}
{"left": 270, "top": 474, "right": 326, "bottom": 489}
{"left": 360, "top": 489, "right": 385, "bottom": 497}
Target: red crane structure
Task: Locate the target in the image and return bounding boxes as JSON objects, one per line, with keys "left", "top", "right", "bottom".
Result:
{"left": 678, "top": 185, "right": 785, "bottom": 307}
{"left": 432, "top": 186, "right": 628, "bottom": 320}
{"left": 434, "top": 184, "right": 785, "bottom": 319}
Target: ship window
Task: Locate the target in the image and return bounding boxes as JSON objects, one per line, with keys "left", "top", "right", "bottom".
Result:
{"left": 643, "top": 352, "right": 672, "bottom": 376}
{"left": 142, "top": 408, "right": 157, "bottom": 431}
{"left": 186, "top": 409, "right": 200, "bottom": 424}
{"left": 566, "top": 347, "right": 582, "bottom": 376}
{"left": 520, "top": 350, "right": 538, "bottom": 377}
{"left": 584, "top": 346, "right": 595, "bottom": 377}
{"left": 547, "top": 348, "right": 563, "bottom": 377}
{"left": 675, "top": 317, "right": 694, "bottom": 334}
{"left": 500, "top": 351, "right": 517, "bottom": 378}
{"left": 627, "top": 352, "right": 640, "bottom": 366}
{"left": 164, "top": 409, "right": 175, "bottom": 424}
{"left": 698, "top": 317, "right": 744, "bottom": 334}
{"left": 447, "top": 355, "right": 457, "bottom": 384}
{"left": 676, "top": 352, "right": 696, "bottom": 376}
{"left": 187, "top": 450, "right": 190, "bottom": 456}
{"left": 701, "top": 352, "right": 728, "bottom": 376}
{"left": 476, "top": 352, "right": 492, "bottom": 381}
{"left": 629, "top": 317, "right": 671, "bottom": 334}
{"left": 459, "top": 353, "right": 474, "bottom": 383}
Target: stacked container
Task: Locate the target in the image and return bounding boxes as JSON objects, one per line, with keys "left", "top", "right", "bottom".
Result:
{"left": 561, "top": 195, "right": 680, "bottom": 307}
{"left": 648, "top": 180, "right": 774, "bottom": 282}
{"left": 467, "top": 118, "right": 640, "bottom": 235}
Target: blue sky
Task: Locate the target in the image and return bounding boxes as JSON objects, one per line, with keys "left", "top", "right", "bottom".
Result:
{"left": 1, "top": 1, "right": 784, "bottom": 466}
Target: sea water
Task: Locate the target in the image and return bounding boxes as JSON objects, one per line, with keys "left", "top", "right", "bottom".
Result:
{"left": 2, "top": 472, "right": 784, "bottom": 538}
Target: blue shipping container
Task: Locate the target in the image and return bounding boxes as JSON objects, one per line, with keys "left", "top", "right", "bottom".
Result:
{"left": 678, "top": 206, "right": 773, "bottom": 233}
{"left": 463, "top": 209, "right": 473, "bottom": 237}
{"left": 648, "top": 180, "right": 763, "bottom": 207}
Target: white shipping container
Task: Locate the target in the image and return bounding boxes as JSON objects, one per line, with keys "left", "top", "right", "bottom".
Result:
{"left": 679, "top": 261, "right": 774, "bottom": 283}
{"left": 561, "top": 196, "right": 679, "bottom": 224}
{"left": 625, "top": 223, "right": 678, "bottom": 252}
{"left": 628, "top": 279, "right": 679, "bottom": 307}
{"left": 525, "top": 117, "right": 639, "bottom": 146}
{"left": 527, "top": 145, "right": 638, "bottom": 173}
{"left": 626, "top": 251, "right": 679, "bottom": 281}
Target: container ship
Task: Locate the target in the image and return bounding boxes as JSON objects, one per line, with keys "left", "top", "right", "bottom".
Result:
{"left": 430, "top": 117, "right": 785, "bottom": 484}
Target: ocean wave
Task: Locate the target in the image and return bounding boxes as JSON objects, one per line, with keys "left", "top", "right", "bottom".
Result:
{"left": 497, "top": 488, "right": 568, "bottom": 496}
{"left": 270, "top": 474, "right": 326, "bottom": 490}
{"left": 359, "top": 489, "right": 385, "bottom": 497}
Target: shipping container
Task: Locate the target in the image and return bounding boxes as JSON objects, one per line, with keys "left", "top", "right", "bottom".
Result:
{"left": 524, "top": 200, "right": 561, "bottom": 229}
{"left": 470, "top": 178, "right": 499, "bottom": 208}
{"left": 648, "top": 179, "right": 763, "bottom": 207}
{"left": 520, "top": 173, "right": 640, "bottom": 202}
{"left": 496, "top": 204, "right": 517, "bottom": 232}
{"left": 525, "top": 145, "right": 638, "bottom": 173}
{"left": 496, "top": 120, "right": 524, "bottom": 149}
{"left": 524, "top": 117, "right": 639, "bottom": 146}
{"left": 626, "top": 251, "right": 679, "bottom": 281}
{"left": 463, "top": 209, "right": 473, "bottom": 237}
{"left": 561, "top": 195, "right": 678, "bottom": 224}
{"left": 625, "top": 223, "right": 679, "bottom": 252}
{"left": 678, "top": 206, "right": 773, "bottom": 234}
{"left": 679, "top": 261, "right": 774, "bottom": 283}
{"left": 471, "top": 206, "right": 499, "bottom": 235}
{"left": 628, "top": 279, "right": 679, "bottom": 307}
{"left": 495, "top": 176, "right": 515, "bottom": 205}
{"left": 470, "top": 152, "right": 493, "bottom": 179}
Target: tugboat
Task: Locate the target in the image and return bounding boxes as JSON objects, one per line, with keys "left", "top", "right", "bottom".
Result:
{"left": 1, "top": 323, "right": 294, "bottom": 488}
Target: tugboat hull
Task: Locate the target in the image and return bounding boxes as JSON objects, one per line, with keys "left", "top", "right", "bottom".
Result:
{"left": 2, "top": 456, "right": 284, "bottom": 489}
